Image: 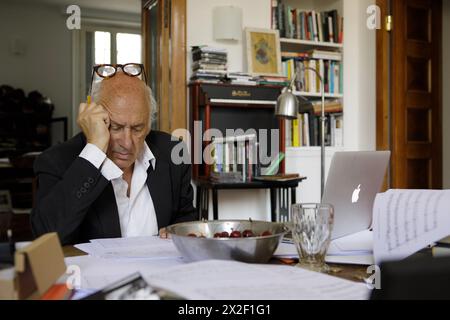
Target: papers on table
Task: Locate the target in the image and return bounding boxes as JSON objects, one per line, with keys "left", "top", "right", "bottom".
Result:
{"left": 70, "top": 236, "right": 186, "bottom": 291}
{"left": 373, "top": 189, "right": 450, "bottom": 264}
{"left": 145, "top": 260, "right": 371, "bottom": 300}
{"left": 331, "top": 229, "right": 373, "bottom": 253}
{"left": 275, "top": 229, "right": 374, "bottom": 265}
{"left": 69, "top": 235, "right": 373, "bottom": 299}
{"left": 64, "top": 254, "right": 186, "bottom": 291}
{"left": 74, "top": 236, "right": 182, "bottom": 260}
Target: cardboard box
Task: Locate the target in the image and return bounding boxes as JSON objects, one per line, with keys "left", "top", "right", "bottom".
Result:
{"left": 0, "top": 233, "right": 67, "bottom": 300}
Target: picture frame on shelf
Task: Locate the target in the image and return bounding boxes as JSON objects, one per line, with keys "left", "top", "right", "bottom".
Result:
{"left": 245, "top": 27, "right": 282, "bottom": 77}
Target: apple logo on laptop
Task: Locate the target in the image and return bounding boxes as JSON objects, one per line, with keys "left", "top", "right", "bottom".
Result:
{"left": 352, "top": 184, "right": 361, "bottom": 204}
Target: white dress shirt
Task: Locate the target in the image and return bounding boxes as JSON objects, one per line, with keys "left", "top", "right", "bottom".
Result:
{"left": 79, "top": 142, "right": 159, "bottom": 237}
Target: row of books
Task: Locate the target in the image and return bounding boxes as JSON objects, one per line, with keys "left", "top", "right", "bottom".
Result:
{"left": 226, "top": 72, "right": 258, "bottom": 86}
{"left": 282, "top": 49, "right": 342, "bottom": 61}
{"left": 282, "top": 58, "right": 343, "bottom": 95}
{"left": 210, "top": 134, "right": 259, "bottom": 182}
{"left": 190, "top": 46, "right": 228, "bottom": 83}
{"left": 272, "top": 1, "right": 343, "bottom": 43}
{"left": 191, "top": 72, "right": 290, "bottom": 86}
{"left": 285, "top": 112, "right": 343, "bottom": 148}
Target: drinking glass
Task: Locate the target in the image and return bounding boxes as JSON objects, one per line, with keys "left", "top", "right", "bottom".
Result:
{"left": 291, "top": 203, "right": 334, "bottom": 273}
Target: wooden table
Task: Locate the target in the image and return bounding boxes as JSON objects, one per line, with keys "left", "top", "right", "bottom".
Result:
{"left": 63, "top": 246, "right": 87, "bottom": 257}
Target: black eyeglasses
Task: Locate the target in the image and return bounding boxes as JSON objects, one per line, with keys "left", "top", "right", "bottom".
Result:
{"left": 87, "top": 63, "right": 148, "bottom": 103}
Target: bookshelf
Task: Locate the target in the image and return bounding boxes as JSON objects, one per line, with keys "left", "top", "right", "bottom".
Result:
{"left": 274, "top": 0, "right": 344, "bottom": 149}
{"left": 272, "top": 0, "right": 347, "bottom": 203}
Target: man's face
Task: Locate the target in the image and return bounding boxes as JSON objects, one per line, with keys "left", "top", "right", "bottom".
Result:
{"left": 99, "top": 74, "right": 151, "bottom": 171}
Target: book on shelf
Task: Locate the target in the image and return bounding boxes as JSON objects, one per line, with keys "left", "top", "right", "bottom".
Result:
{"left": 191, "top": 46, "right": 228, "bottom": 54}
{"left": 210, "top": 134, "right": 259, "bottom": 183}
{"left": 192, "top": 62, "right": 227, "bottom": 71}
{"left": 191, "top": 46, "right": 228, "bottom": 83}
{"left": 281, "top": 51, "right": 309, "bottom": 59}
{"left": 282, "top": 59, "right": 343, "bottom": 95}
{"left": 308, "top": 49, "right": 342, "bottom": 61}
{"left": 286, "top": 112, "right": 343, "bottom": 148}
{"left": 253, "top": 173, "right": 301, "bottom": 182}
{"left": 272, "top": 0, "right": 343, "bottom": 44}
{"left": 256, "top": 75, "right": 289, "bottom": 86}
{"left": 311, "top": 99, "right": 343, "bottom": 115}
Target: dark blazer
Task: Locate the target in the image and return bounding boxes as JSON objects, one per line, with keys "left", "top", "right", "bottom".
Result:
{"left": 31, "top": 131, "right": 196, "bottom": 245}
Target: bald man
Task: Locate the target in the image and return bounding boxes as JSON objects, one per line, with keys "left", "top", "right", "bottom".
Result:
{"left": 31, "top": 72, "right": 196, "bottom": 245}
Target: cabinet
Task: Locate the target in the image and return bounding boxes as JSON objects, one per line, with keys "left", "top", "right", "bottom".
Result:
{"left": 188, "top": 82, "right": 307, "bottom": 221}
{"left": 188, "top": 82, "right": 286, "bottom": 179}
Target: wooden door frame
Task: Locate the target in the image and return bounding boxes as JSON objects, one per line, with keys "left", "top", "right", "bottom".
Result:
{"left": 376, "top": 0, "right": 391, "bottom": 190}
{"left": 142, "top": 0, "right": 187, "bottom": 134}
{"left": 376, "top": 0, "right": 443, "bottom": 189}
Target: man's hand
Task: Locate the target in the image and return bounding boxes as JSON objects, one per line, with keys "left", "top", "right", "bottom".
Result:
{"left": 159, "top": 228, "right": 171, "bottom": 239}
{"left": 77, "top": 102, "right": 111, "bottom": 153}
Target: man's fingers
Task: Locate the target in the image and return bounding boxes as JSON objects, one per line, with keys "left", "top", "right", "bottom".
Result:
{"left": 104, "top": 114, "right": 110, "bottom": 127}
{"left": 159, "top": 228, "right": 171, "bottom": 239}
{"left": 79, "top": 103, "right": 87, "bottom": 114}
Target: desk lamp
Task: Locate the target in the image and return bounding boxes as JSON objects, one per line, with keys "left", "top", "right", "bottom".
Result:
{"left": 275, "top": 66, "right": 326, "bottom": 197}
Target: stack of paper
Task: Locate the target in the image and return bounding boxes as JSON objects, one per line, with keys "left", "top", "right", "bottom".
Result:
{"left": 74, "top": 236, "right": 181, "bottom": 260}
{"left": 64, "top": 254, "right": 186, "bottom": 291}
{"left": 145, "top": 260, "right": 371, "bottom": 300}
{"left": 67, "top": 237, "right": 186, "bottom": 291}
{"left": 275, "top": 229, "right": 374, "bottom": 265}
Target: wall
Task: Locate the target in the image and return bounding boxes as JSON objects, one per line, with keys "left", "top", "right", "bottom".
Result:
{"left": 187, "top": 0, "right": 271, "bottom": 75}
{"left": 342, "top": 0, "right": 376, "bottom": 151}
{"left": 444, "top": 0, "right": 450, "bottom": 189}
{"left": 0, "top": 1, "right": 72, "bottom": 144}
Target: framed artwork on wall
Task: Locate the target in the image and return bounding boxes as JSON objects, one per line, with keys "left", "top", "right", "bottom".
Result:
{"left": 245, "top": 28, "right": 282, "bottom": 77}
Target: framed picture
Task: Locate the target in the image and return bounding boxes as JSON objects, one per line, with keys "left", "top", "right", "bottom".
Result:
{"left": 245, "top": 28, "right": 282, "bottom": 77}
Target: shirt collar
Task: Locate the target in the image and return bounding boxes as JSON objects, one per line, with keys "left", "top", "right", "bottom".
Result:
{"left": 137, "top": 141, "right": 156, "bottom": 171}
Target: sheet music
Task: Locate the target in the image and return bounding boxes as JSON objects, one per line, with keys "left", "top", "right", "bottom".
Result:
{"left": 146, "top": 260, "right": 370, "bottom": 300}
{"left": 373, "top": 189, "right": 450, "bottom": 264}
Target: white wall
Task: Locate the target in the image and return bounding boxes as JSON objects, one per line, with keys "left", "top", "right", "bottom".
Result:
{"left": 444, "top": 0, "right": 450, "bottom": 189}
{"left": 342, "top": 0, "right": 376, "bottom": 151}
{"left": 0, "top": 1, "right": 72, "bottom": 144}
{"left": 187, "top": 0, "right": 271, "bottom": 75}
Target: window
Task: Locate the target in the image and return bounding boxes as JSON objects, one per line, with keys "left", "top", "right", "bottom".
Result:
{"left": 84, "top": 29, "right": 142, "bottom": 97}
{"left": 94, "top": 31, "right": 111, "bottom": 64}
{"left": 116, "top": 33, "right": 141, "bottom": 64}
{"left": 93, "top": 31, "right": 142, "bottom": 65}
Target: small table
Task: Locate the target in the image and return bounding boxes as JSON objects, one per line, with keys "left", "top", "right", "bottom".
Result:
{"left": 194, "top": 177, "right": 307, "bottom": 222}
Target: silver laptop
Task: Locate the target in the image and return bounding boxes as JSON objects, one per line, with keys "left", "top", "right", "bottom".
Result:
{"left": 322, "top": 151, "right": 390, "bottom": 240}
